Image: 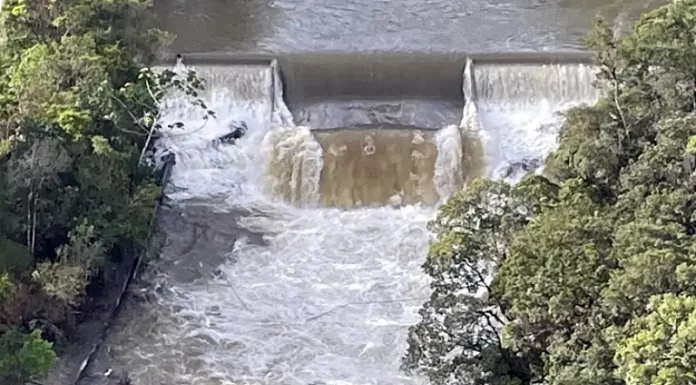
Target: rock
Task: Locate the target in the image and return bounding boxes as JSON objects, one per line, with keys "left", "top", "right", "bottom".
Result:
{"left": 205, "top": 305, "right": 222, "bottom": 316}
{"left": 145, "top": 147, "right": 176, "bottom": 170}
{"left": 412, "top": 130, "right": 425, "bottom": 145}
{"left": 28, "top": 319, "right": 65, "bottom": 345}
{"left": 160, "top": 152, "right": 176, "bottom": 167}
{"left": 388, "top": 193, "right": 404, "bottom": 208}
{"left": 500, "top": 158, "right": 542, "bottom": 179}
{"left": 519, "top": 158, "right": 542, "bottom": 171}
{"left": 212, "top": 120, "right": 248, "bottom": 148}
{"left": 146, "top": 148, "right": 176, "bottom": 179}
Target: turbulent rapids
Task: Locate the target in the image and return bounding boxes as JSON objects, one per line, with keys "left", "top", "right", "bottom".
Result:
{"left": 89, "top": 52, "right": 601, "bottom": 385}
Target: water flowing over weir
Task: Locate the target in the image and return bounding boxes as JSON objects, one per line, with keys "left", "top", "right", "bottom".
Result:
{"left": 90, "top": 53, "right": 599, "bottom": 385}
{"left": 462, "top": 56, "right": 601, "bottom": 179}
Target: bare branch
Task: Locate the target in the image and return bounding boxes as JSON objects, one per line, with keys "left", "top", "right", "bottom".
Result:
{"left": 145, "top": 78, "right": 159, "bottom": 106}
{"left": 108, "top": 94, "right": 150, "bottom": 134}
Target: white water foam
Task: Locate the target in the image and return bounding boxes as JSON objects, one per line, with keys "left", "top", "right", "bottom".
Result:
{"left": 143, "top": 204, "right": 433, "bottom": 385}
{"left": 155, "top": 62, "right": 278, "bottom": 203}
{"left": 468, "top": 63, "right": 600, "bottom": 180}
{"left": 108, "top": 58, "right": 600, "bottom": 385}
{"left": 121, "top": 61, "right": 436, "bottom": 385}
{"left": 261, "top": 124, "right": 324, "bottom": 206}
{"left": 433, "top": 124, "right": 464, "bottom": 203}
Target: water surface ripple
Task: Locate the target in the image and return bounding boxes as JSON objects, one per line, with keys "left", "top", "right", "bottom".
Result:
{"left": 154, "top": 0, "right": 665, "bottom": 53}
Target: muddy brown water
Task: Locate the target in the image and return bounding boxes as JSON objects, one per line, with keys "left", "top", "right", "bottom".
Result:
{"left": 63, "top": 1, "right": 666, "bottom": 384}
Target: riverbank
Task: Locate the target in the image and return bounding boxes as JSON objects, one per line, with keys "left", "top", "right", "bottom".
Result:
{"left": 64, "top": 201, "right": 264, "bottom": 385}
{"left": 44, "top": 160, "right": 175, "bottom": 385}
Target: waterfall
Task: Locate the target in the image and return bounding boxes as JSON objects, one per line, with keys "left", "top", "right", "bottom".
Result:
{"left": 94, "top": 54, "right": 599, "bottom": 385}
{"left": 261, "top": 124, "right": 324, "bottom": 206}
{"left": 433, "top": 124, "right": 465, "bottom": 203}
{"left": 472, "top": 62, "right": 599, "bottom": 106}
{"left": 463, "top": 59, "right": 600, "bottom": 180}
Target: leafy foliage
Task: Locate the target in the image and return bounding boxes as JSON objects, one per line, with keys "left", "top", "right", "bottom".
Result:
{"left": 0, "top": 329, "right": 56, "bottom": 384}
{"left": 406, "top": 1, "right": 696, "bottom": 385}
{"left": 403, "top": 180, "right": 517, "bottom": 384}
{"left": 613, "top": 294, "right": 696, "bottom": 385}
{"left": 0, "top": 274, "right": 14, "bottom": 300}
{"left": 0, "top": 0, "right": 214, "bottom": 381}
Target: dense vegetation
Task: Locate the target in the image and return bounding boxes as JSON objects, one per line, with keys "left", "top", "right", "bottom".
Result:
{"left": 404, "top": 1, "right": 696, "bottom": 384}
{"left": 0, "top": 0, "right": 209, "bottom": 383}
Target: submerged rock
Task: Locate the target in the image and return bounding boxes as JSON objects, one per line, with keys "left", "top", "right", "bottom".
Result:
{"left": 160, "top": 151, "right": 176, "bottom": 166}
{"left": 212, "top": 120, "right": 248, "bottom": 148}
{"left": 145, "top": 147, "right": 176, "bottom": 174}
{"left": 388, "top": 193, "right": 404, "bottom": 208}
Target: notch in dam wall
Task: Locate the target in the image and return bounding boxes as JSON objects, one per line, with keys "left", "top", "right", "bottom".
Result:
{"left": 155, "top": 52, "right": 600, "bottom": 208}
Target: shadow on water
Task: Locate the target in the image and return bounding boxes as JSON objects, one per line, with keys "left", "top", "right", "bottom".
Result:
{"left": 154, "top": 204, "right": 270, "bottom": 283}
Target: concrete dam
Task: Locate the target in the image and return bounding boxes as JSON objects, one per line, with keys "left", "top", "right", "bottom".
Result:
{"left": 70, "top": 48, "right": 605, "bottom": 385}
{"left": 155, "top": 52, "right": 598, "bottom": 208}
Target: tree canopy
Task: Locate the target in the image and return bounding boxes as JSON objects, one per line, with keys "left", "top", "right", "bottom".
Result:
{"left": 404, "top": 1, "right": 696, "bottom": 385}
{"left": 0, "top": 0, "right": 210, "bottom": 383}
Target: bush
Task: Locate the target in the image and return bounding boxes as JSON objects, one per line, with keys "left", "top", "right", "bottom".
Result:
{"left": 0, "top": 329, "right": 56, "bottom": 384}
{"left": 0, "top": 0, "right": 212, "bottom": 381}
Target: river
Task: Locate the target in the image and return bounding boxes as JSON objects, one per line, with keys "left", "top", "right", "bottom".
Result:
{"left": 78, "top": 1, "right": 660, "bottom": 385}
{"left": 153, "top": 0, "right": 665, "bottom": 53}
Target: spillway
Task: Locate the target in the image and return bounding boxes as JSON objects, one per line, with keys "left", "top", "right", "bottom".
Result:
{"left": 463, "top": 57, "right": 600, "bottom": 179}
{"left": 88, "top": 52, "right": 600, "bottom": 385}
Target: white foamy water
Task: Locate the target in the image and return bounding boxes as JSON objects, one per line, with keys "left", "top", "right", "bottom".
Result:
{"left": 468, "top": 63, "right": 601, "bottom": 180}
{"left": 99, "top": 58, "right": 599, "bottom": 385}
{"left": 182, "top": 205, "right": 431, "bottom": 384}
{"left": 155, "top": 62, "right": 277, "bottom": 202}
{"left": 432, "top": 124, "right": 465, "bottom": 203}
{"left": 111, "top": 202, "right": 434, "bottom": 385}
{"left": 261, "top": 124, "right": 324, "bottom": 207}
{"left": 112, "top": 61, "right": 437, "bottom": 385}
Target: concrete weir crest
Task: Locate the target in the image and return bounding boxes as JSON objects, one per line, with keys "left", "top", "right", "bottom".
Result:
{"left": 152, "top": 51, "right": 601, "bottom": 207}
{"left": 157, "top": 51, "right": 598, "bottom": 131}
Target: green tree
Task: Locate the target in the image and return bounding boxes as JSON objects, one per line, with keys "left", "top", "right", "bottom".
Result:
{"left": 407, "top": 1, "right": 696, "bottom": 385}
{"left": 613, "top": 294, "right": 696, "bottom": 385}
{"left": 0, "top": 0, "right": 214, "bottom": 381}
{"left": 0, "top": 329, "right": 56, "bottom": 384}
{"left": 495, "top": 182, "right": 617, "bottom": 385}
{"left": 403, "top": 177, "right": 558, "bottom": 385}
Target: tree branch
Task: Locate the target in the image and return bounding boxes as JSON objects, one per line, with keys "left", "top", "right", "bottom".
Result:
{"left": 477, "top": 308, "right": 508, "bottom": 327}
{"left": 108, "top": 94, "right": 150, "bottom": 134}
{"left": 460, "top": 258, "right": 510, "bottom": 322}
{"left": 138, "top": 119, "right": 159, "bottom": 166}
{"left": 145, "top": 78, "right": 159, "bottom": 106}
{"left": 610, "top": 67, "right": 629, "bottom": 149}
{"left": 462, "top": 259, "right": 492, "bottom": 293}
{"left": 479, "top": 309, "right": 503, "bottom": 348}
{"left": 158, "top": 119, "right": 211, "bottom": 138}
